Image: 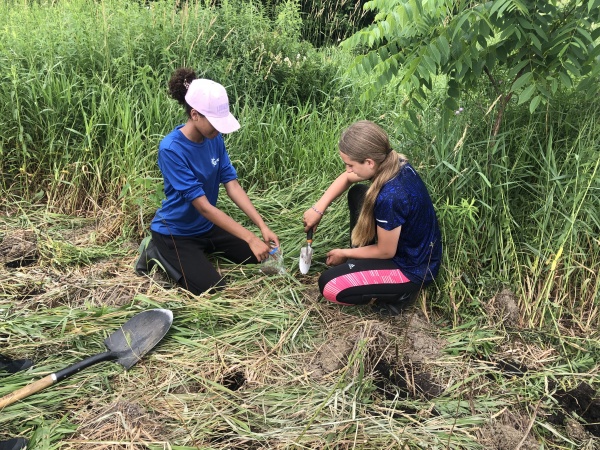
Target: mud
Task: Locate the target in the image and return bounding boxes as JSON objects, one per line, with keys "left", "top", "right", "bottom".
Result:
{"left": 374, "top": 358, "right": 443, "bottom": 401}
{"left": 553, "top": 381, "right": 600, "bottom": 437}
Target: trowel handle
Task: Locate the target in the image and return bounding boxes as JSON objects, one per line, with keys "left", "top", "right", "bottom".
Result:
{"left": 307, "top": 228, "right": 313, "bottom": 244}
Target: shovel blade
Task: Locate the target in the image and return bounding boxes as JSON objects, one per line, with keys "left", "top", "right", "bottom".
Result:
{"left": 299, "top": 246, "right": 313, "bottom": 275}
{"left": 104, "top": 308, "right": 173, "bottom": 369}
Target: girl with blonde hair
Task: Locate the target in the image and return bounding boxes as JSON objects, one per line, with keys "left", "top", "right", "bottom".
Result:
{"left": 303, "top": 120, "right": 441, "bottom": 314}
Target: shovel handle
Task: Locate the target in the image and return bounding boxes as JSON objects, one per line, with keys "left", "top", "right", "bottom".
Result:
{"left": 0, "top": 351, "right": 115, "bottom": 409}
{"left": 0, "top": 374, "right": 56, "bottom": 409}
{"left": 54, "top": 351, "right": 115, "bottom": 382}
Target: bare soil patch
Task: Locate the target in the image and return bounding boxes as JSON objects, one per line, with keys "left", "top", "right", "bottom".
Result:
{"left": 485, "top": 287, "right": 520, "bottom": 327}
{"left": 0, "top": 229, "right": 38, "bottom": 267}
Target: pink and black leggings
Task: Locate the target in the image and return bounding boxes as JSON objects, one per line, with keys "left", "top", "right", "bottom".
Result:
{"left": 318, "top": 184, "right": 419, "bottom": 306}
{"left": 317, "top": 258, "right": 420, "bottom": 306}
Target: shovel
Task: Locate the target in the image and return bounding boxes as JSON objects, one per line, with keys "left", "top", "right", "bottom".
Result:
{"left": 0, "top": 308, "right": 173, "bottom": 409}
{"left": 299, "top": 228, "right": 314, "bottom": 275}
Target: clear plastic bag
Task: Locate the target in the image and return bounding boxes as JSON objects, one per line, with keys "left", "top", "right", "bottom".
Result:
{"left": 260, "top": 245, "right": 285, "bottom": 275}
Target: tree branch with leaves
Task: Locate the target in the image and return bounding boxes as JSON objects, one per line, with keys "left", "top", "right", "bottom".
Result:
{"left": 343, "top": 0, "right": 600, "bottom": 138}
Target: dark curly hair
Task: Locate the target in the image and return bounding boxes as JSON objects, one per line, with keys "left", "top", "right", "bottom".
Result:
{"left": 168, "top": 67, "right": 197, "bottom": 116}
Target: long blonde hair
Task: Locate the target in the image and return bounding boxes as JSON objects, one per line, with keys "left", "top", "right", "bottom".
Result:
{"left": 339, "top": 121, "right": 407, "bottom": 247}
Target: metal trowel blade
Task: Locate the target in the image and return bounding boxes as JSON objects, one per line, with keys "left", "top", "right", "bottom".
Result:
{"left": 299, "top": 245, "right": 313, "bottom": 274}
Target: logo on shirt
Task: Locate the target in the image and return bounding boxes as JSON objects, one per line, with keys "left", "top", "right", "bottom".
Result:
{"left": 348, "top": 264, "right": 355, "bottom": 269}
{"left": 376, "top": 218, "right": 388, "bottom": 223}
{"left": 211, "top": 158, "right": 219, "bottom": 167}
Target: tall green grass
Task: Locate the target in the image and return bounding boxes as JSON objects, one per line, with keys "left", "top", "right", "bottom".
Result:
{"left": 0, "top": 0, "right": 345, "bottom": 211}
{"left": 421, "top": 96, "right": 600, "bottom": 330}
{"left": 1, "top": 0, "right": 598, "bottom": 332}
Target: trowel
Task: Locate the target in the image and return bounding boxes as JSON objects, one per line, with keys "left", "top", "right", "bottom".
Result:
{"left": 299, "top": 228, "right": 314, "bottom": 275}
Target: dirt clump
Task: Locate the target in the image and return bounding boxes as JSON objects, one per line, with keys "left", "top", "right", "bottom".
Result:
{"left": 565, "top": 418, "right": 590, "bottom": 442}
{"left": 0, "top": 229, "right": 38, "bottom": 267}
{"left": 305, "top": 307, "right": 447, "bottom": 380}
{"left": 479, "top": 409, "right": 542, "bottom": 450}
{"left": 363, "top": 312, "right": 446, "bottom": 418}
{"left": 486, "top": 287, "right": 520, "bottom": 327}
{"left": 401, "top": 311, "right": 447, "bottom": 363}
{"left": 307, "top": 333, "right": 357, "bottom": 378}
{"left": 554, "top": 381, "right": 600, "bottom": 437}
{"left": 480, "top": 422, "right": 539, "bottom": 450}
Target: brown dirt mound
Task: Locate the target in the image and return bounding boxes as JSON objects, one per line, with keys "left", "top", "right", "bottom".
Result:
{"left": 0, "top": 229, "right": 38, "bottom": 267}
{"left": 486, "top": 287, "right": 520, "bottom": 327}
{"left": 304, "top": 306, "right": 448, "bottom": 406}
{"left": 479, "top": 409, "right": 541, "bottom": 450}
{"left": 480, "top": 422, "right": 539, "bottom": 450}
{"left": 306, "top": 329, "right": 358, "bottom": 378}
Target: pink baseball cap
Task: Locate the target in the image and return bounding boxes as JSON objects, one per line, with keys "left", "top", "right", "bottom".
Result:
{"left": 184, "top": 79, "right": 240, "bottom": 134}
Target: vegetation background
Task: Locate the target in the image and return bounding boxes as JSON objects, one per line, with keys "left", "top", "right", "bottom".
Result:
{"left": 0, "top": 0, "right": 598, "bottom": 449}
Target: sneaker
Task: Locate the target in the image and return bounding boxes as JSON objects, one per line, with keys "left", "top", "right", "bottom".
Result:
{"left": 0, "top": 355, "right": 33, "bottom": 374}
{"left": 369, "top": 291, "right": 419, "bottom": 317}
{"left": 0, "top": 437, "right": 28, "bottom": 450}
{"left": 371, "top": 301, "right": 403, "bottom": 317}
{"left": 135, "top": 236, "right": 154, "bottom": 275}
{"left": 134, "top": 237, "right": 182, "bottom": 281}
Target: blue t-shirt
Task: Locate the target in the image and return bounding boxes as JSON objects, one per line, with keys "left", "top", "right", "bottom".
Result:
{"left": 150, "top": 125, "right": 238, "bottom": 236}
{"left": 374, "top": 163, "right": 442, "bottom": 284}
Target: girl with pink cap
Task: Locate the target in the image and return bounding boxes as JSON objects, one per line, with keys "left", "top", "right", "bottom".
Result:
{"left": 136, "top": 68, "right": 279, "bottom": 294}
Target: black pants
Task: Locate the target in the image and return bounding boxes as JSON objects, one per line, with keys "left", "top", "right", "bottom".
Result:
{"left": 318, "top": 258, "right": 420, "bottom": 305}
{"left": 152, "top": 226, "right": 257, "bottom": 295}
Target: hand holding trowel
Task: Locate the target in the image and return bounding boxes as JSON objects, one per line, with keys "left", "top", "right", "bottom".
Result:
{"left": 299, "top": 228, "right": 314, "bottom": 274}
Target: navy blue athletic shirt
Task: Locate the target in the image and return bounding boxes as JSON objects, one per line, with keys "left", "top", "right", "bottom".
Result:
{"left": 374, "top": 163, "right": 442, "bottom": 284}
{"left": 150, "top": 125, "right": 237, "bottom": 236}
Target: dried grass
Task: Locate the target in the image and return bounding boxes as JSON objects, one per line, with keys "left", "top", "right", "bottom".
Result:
{"left": 1, "top": 207, "right": 599, "bottom": 449}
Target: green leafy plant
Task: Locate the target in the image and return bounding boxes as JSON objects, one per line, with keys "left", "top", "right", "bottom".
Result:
{"left": 343, "top": 0, "right": 600, "bottom": 137}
